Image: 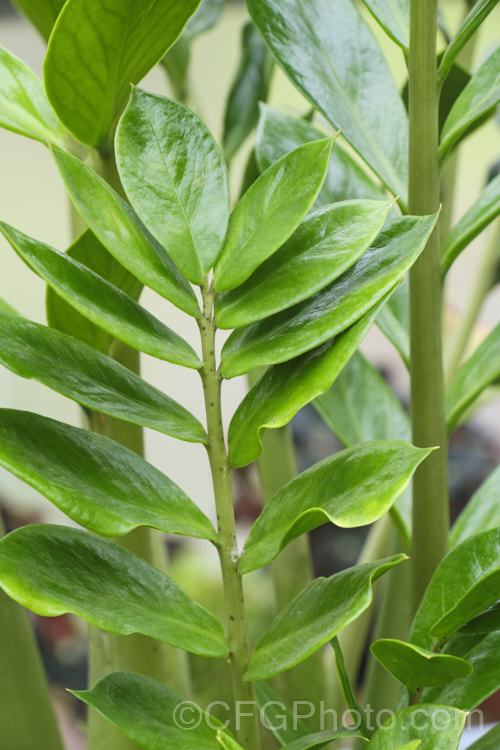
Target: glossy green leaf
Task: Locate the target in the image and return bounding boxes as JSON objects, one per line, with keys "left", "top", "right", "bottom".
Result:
{"left": 376, "top": 277, "right": 410, "bottom": 366}
{"left": 215, "top": 199, "right": 392, "bottom": 329}
{"left": 0, "top": 525, "right": 226, "bottom": 656}
{"left": 9, "top": 0, "right": 65, "bottom": 39}
{"left": 116, "top": 89, "right": 229, "bottom": 284}
{"left": 0, "top": 297, "right": 18, "bottom": 316}
{"left": 247, "top": 0, "right": 409, "bottom": 199}
{"left": 440, "top": 45, "right": 500, "bottom": 160}
{"left": 51, "top": 146, "right": 198, "bottom": 315}
{"left": 239, "top": 441, "right": 429, "bottom": 575}
{"left": 411, "top": 528, "right": 500, "bottom": 649}
{"left": 0, "top": 312, "right": 207, "bottom": 444}
{"left": 256, "top": 105, "right": 387, "bottom": 204}
{"left": 0, "top": 222, "right": 202, "bottom": 369}
{"left": 438, "top": 0, "right": 500, "bottom": 85}
{"left": 446, "top": 322, "right": 500, "bottom": 431}
{"left": 282, "top": 730, "right": 363, "bottom": 750}
{"left": 214, "top": 138, "right": 332, "bottom": 291}
{"left": 460, "top": 601, "right": 500, "bottom": 635}
{"left": 74, "top": 672, "right": 226, "bottom": 750}
{"left": 245, "top": 554, "right": 406, "bottom": 680}
{"left": 0, "top": 409, "right": 214, "bottom": 540}
{"left": 223, "top": 22, "right": 273, "bottom": 161}
{"left": 464, "top": 722, "right": 500, "bottom": 749}
{"left": 369, "top": 705, "right": 466, "bottom": 749}
{"left": 228, "top": 300, "right": 387, "bottom": 468}
{"left": 450, "top": 464, "right": 500, "bottom": 547}
{"left": 220, "top": 214, "right": 437, "bottom": 378}
{"left": 360, "top": 0, "right": 409, "bottom": 50}
{"left": 370, "top": 638, "right": 472, "bottom": 692}
{"left": 0, "top": 44, "right": 66, "bottom": 146}
{"left": 44, "top": 0, "right": 201, "bottom": 149}
{"left": 254, "top": 683, "right": 309, "bottom": 745}
{"left": 442, "top": 173, "right": 500, "bottom": 274}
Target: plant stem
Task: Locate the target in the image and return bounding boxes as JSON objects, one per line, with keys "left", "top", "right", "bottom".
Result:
{"left": 200, "top": 280, "right": 260, "bottom": 749}
{"left": 409, "top": 0, "right": 449, "bottom": 614}
{"left": 331, "top": 638, "right": 371, "bottom": 739}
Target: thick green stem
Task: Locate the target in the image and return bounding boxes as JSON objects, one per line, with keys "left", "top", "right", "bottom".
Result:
{"left": 409, "top": 0, "right": 449, "bottom": 614}
{"left": 200, "top": 280, "right": 260, "bottom": 749}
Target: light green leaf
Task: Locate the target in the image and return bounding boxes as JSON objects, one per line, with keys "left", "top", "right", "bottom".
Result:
{"left": 216, "top": 733, "right": 244, "bottom": 750}
{"left": 360, "top": 0, "right": 409, "bottom": 50}
{"left": 446, "top": 322, "right": 500, "bottom": 432}
{"left": 74, "top": 672, "right": 226, "bottom": 750}
{"left": 239, "top": 441, "right": 429, "bottom": 575}
{"left": 0, "top": 222, "right": 202, "bottom": 369}
{"left": 0, "top": 297, "right": 19, "bottom": 316}
{"left": 376, "top": 277, "right": 410, "bottom": 366}
{"left": 223, "top": 22, "right": 273, "bottom": 161}
{"left": 0, "top": 525, "right": 227, "bottom": 656}
{"left": 51, "top": 147, "right": 198, "bottom": 316}
{"left": 282, "top": 730, "right": 364, "bottom": 750}
{"left": 464, "top": 722, "right": 500, "bottom": 749}
{"left": 254, "top": 683, "right": 309, "bottom": 745}
{"left": 0, "top": 312, "right": 207, "bottom": 444}
{"left": 369, "top": 705, "right": 466, "bottom": 749}
{"left": 0, "top": 44, "right": 66, "bottom": 146}
{"left": 220, "top": 214, "right": 437, "bottom": 378}
{"left": 370, "top": 638, "right": 472, "bottom": 693}
{"left": 215, "top": 199, "right": 392, "bottom": 329}
{"left": 44, "top": 0, "right": 201, "bottom": 149}
{"left": 116, "top": 89, "right": 229, "bottom": 284}
{"left": 440, "top": 45, "right": 500, "bottom": 160}
{"left": 256, "top": 105, "right": 387, "bottom": 204}
{"left": 214, "top": 138, "right": 332, "bottom": 292}
{"left": 9, "top": 0, "right": 65, "bottom": 39}
{"left": 228, "top": 300, "right": 387, "bottom": 468}
{"left": 460, "top": 601, "right": 500, "bottom": 635}
{"left": 0, "top": 409, "right": 214, "bottom": 540}
{"left": 450, "top": 464, "right": 500, "bottom": 547}
{"left": 442, "top": 173, "right": 500, "bottom": 274}
{"left": 411, "top": 528, "right": 500, "bottom": 649}
{"left": 247, "top": 0, "right": 409, "bottom": 200}
{"left": 245, "top": 555, "right": 406, "bottom": 680}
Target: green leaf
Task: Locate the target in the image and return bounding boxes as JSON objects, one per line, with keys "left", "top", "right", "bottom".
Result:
{"left": 247, "top": 0, "right": 409, "bottom": 200}
{"left": 228, "top": 300, "right": 387, "bottom": 468}
{"left": 115, "top": 89, "right": 230, "bottom": 284}
{"left": 0, "top": 222, "right": 202, "bottom": 369}
{"left": 44, "top": 0, "right": 202, "bottom": 150}
{"left": 186, "top": 0, "right": 224, "bottom": 37}
{"left": 464, "top": 722, "right": 500, "bottom": 749}
{"left": 411, "top": 528, "right": 500, "bottom": 649}
{"left": 440, "top": 45, "right": 500, "bottom": 160}
{"left": 73, "top": 672, "right": 226, "bottom": 750}
{"left": 369, "top": 705, "right": 466, "bottom": 749}
{"left": 51, "top": 146, "right": 199, "bottom": 315}
{"left": 0, "top": 525, "right": 227, "bottom": 657}
{"left": 359, "top": 0, "right": 409, "bottom": 50}
{"left": 9, "top": 0, "right": 65, "bottom": 39}
{"left": 0, "top": 297, "right": 19, "bottom": 316}
{"left": 446, "top": 322, "right": 500, "bottom": 432}
{"left": 215, "top": 199, "right": 392, "bottom": 329}
{"left": 438, "top": 0, "right": 500, "bottom": 85}
{"left": 220, "top": 214, "right": 437, "bottom": 378}
{"left": 0, "top": 312, "right": 207, "bottom": 444}
{"left": 214, "top": 138, "right": 332, "bottom": 291}
{"left": 223, "top": 22, "right": 273, "bottom": 161}
{"left": 216, "top": 734, "right": 244, "bottom": 750}
{"left": 370, "top": 638, "right": 472, "bottom": 692}
{"left": 450, "top": 464, "right": 500, "bottom": 547}
{"left": 460, "top": 601, "right": 500, "bottom": 635}
{"left": 244, "top": 554, "right": 406, "bottom": 680}
{"left": 256, "top": 105, "right": 387, "bottom": 204}
{"left": 239, "top": 441, "right": 429, "bottom": 575}
{"left": 376, "top": 277, "right": 410, "bottom": 367}
{"left": 442, "top": 173, "right": 500, "bottom": 275}
{"left": 0, "top": 44, "right": 66, "bottom": 146}
{"left": 282, "top": 730, "right": 364, "bottom": 750}
{"left": 0, "top": 409, "right": 214, "bottom": 540}
{"left": 254, "top": 683, "right": 309, "bottom": 745}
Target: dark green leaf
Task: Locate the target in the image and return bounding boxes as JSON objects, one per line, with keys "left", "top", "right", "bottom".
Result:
{"left": 245, "top": 555, "right": 406, "bottom": 680}
{"left": 51, "top": 146, "right": 198, "bottom": 315}
{"left": 116, "top": 89, "right": 229, "bottom": 284}
{"left": 247, "top": 0, "right": 409, "bottom": 199}
{"left": 0, "top": 222, "right": 202, "bottom": 369}
{"left": 186, "top": 0, "right": 224, "bottom": 38}
{"left": 0, "top": 525, "right": 227, "bottom": 656}
{"left": 282, "top": 730, "right": 363, "bottom": 750}
{"left": 376, "top": 277, "right": 410, "bottom": 366}
{"left": 442, "top": 173, "right": 500, "bottom": 274}
{"left": 450, "top": 464, "right": 500, "bottom": 547}
{"left": 44, "top": 0, "right": 201, "bottom": 149}
{"left": 254, "top": 683, "right": 309, "bottom": 745}
{"left": 160, "top": 35, "right": 192, "bottom": 103}
{"left": 464, "top": 722, "right": 500, "bottom": 749}
{"left": 440, "top": 45, "right": 500, "bottom": 160}
{"left": 359, "top": 0, "right": 409, "bottom": 50}
{"left": 223, "top": 22, "right": 273, "bottom": 161}
{"left": 0, "top": 43, "right": 66, "bottom": 146}
{"left": 239, "top": 441, "right": 429, "bottom": 575}
{"left": 0, "top": 312, "right": 207, "bottom": 444}
{"left": 9, "top": 0, "right": 65, "bottom": 39}
{"left": 220, "top": 214, "right": 437, "bottom": 378}
{"left": 460, "top": 601, "right": 500, "bottom": 635}
{"left": 214, "top": 138, "right": 332, "bottom": 291}
{"left": 369, "top": 705, "right": 466, "bottom": 749}
{"left": 215, "top": 199, "right": 391, "bottom": 329}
